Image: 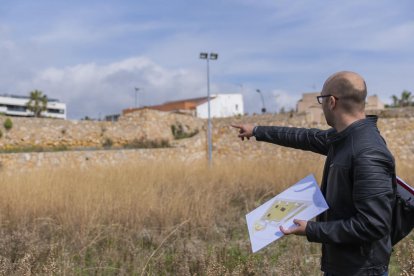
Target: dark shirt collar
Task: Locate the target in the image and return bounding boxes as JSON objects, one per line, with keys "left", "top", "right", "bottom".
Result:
{"left": 327, "top": 115, "right": 378, "bottom": 144}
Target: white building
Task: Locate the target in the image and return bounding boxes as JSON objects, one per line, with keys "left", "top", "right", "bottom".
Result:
{"left": 123, "top": 93, "right": 244, "bottom": 119}
{"left": 196, "top": 94, "right": 244, "bottom": 118}
{"left": 0, "top": 94, "right": 67, "bottom": 119}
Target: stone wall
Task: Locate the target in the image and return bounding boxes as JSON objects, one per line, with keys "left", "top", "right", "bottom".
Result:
{"left": 0, "top": 109, "right": 203, "bottom": 149}
{"left": 0, "top": 147, "right": 207, "bottom": 173}
{"left": 1, "top": 109, "right": 414, "bottom": 172}
{"left": 367, "top": 107, "right": 414, "bottom": 118}
{"left": 214, "top": 111, "right": 413, "bottom": 168}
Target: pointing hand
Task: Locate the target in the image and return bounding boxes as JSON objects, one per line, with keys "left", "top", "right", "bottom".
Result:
{"left": 231, "top": 124, "right": 255, "bottom": 141}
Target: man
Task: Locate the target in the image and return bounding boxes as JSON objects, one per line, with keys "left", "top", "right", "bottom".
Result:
{"left": 232, "top": 71, "right": 395, "bottom": 276}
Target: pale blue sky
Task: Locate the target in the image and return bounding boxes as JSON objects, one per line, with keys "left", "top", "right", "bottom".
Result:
{"left": 1, "top": 0, "right": 413, "bottom": 119}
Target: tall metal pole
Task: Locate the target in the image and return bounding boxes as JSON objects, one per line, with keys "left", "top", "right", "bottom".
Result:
{"left": 134, "top": 87, "right": 140, "bottom": 108}
{"left": 200, "top": 52, "right": 217, "bottom": 166}
{"left": 206, "top": 58, "right": 212, "bottom": 166}
{"left": 256, "top": 89, "right": 266, "bottom": 113}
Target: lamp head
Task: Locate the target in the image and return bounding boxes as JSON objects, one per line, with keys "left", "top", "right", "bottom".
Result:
{"left": 209, "top": 53, "right": 218, "bottom": 60}
{"left": 199, "top": 52, "right": 208, "bottom": 59}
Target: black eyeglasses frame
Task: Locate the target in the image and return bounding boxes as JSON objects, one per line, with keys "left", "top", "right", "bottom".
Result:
{"left": 316, "top": 95, "right": 339, "bottom": 104}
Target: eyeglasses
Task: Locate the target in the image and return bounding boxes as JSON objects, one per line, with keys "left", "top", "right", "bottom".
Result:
{"left": 316, "top": 95, "right": 339, "bottom": 104}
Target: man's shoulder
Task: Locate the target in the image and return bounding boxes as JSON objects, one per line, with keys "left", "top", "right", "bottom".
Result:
{"left": 350, "top": 125, "right": 394, "bottom": 161}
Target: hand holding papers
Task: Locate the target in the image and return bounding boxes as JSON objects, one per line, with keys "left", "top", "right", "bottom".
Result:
{"left": 246, "top": 174, "right": 328, "bottom": 253}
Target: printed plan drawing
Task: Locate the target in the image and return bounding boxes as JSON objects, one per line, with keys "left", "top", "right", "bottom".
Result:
{"left": 246, "top": 174, "right": 329, "bottom": 253}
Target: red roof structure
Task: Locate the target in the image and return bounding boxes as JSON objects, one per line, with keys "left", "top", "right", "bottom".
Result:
{"left": 123, "top": 96, "right": 215, "bottom": 115}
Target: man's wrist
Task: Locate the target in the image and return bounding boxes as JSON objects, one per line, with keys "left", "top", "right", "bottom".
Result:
{"left": 252, "top": 126, "right": 258, "bottom": 137}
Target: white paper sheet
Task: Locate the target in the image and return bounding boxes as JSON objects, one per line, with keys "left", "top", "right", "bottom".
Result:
{"left": 246, "top": 174, "right": 329, "bottom": 253}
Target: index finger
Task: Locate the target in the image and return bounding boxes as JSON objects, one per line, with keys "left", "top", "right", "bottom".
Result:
{"left": 230, "top": 124, "right": 242, "bottom": 129}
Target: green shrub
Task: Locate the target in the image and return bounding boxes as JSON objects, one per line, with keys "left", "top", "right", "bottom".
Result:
{"left": 102, "top": 137, "right": 113, "bottom": 148}
{"left": 3, "top": 118, "right": 13, "bottom": 130}
{"left": 0, "top": 129, "right": 2, "bottom": 138}
{"left": 171, "top": 123, "right": 199, "bottom": 139}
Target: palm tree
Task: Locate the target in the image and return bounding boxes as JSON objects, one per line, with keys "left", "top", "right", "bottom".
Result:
{"left": 391, "top": 95, "right": 399, "bottom": 107}
{"left": 26, "top": 90, "right": 48, "bottom": 117}
{"left": 390, "top": 90, "right": 413, "bottom": 107}
{"left": 400, "top": 90, "right": 412, "bottom": 107}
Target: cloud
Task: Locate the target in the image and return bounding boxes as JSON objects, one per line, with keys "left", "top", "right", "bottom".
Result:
{"left": 272, "top": 89, "right": 300, "bottom": 111}
{"left": 354, "top": 21, "right": 414, "bottom": 52}
{"left": 31, "top": 20, "right": 170, "bottom": 46}
{"left": 16, "top": 57, "right": 206, "bottom": 119}
{"left": 1, "top": 0, "right": 413, "bottom": 119}
{"left": 220, "top": 84, "right": 299, "bottom": 115}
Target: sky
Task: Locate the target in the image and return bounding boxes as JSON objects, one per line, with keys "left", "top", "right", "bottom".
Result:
{"left": 1, "top": 0, "right": 413, "bottom": 119}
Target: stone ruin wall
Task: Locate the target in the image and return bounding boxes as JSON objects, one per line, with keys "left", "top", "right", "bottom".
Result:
{"left": 0, "top": 109, "right": 204, "bottom": 149}
{"left": 1, "top": 108, "right": 414, "bottom": 172}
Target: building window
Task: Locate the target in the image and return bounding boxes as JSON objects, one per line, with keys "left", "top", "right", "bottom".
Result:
{"left": 47, "top": 108, "right": 65, "bottom": 114}
{"left": 7, "top": 105, "right": 26, "bottom": 112}
{"left": 235, "top": 104, "right": 239, "bottom": 111}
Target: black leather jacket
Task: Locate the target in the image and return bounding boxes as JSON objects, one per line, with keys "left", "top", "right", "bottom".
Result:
{"left": 254, "top": 116, "right": 395, "bottom": 276}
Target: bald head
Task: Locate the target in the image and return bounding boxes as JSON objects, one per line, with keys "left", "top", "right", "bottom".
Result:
{"left": 322, "top": 71, "right": 367, "bottom": 113}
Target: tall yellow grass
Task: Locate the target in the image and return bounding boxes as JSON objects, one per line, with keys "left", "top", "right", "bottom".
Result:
{"left": 0, "top": 157, "right": 412, "bottom": 275}
{"left": 0, "top": 158, "right": 325, "bottom": 230}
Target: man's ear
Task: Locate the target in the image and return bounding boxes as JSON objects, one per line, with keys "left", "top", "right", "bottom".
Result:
{"left": 328, "top": 96, "right": 337, "bottom": 110}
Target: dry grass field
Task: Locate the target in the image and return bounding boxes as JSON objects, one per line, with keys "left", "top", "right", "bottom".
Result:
{"left": 0, "top": 158, "right": 413, "bottom": 275}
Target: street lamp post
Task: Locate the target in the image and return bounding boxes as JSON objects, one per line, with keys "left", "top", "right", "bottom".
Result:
{"left": 256, "top": 89, "right": 266, "bottom": 113}
{"left": 134, "top": 87, "right": 140, "bottom": 108}
{"left": 199, "top": 52, "right": 218, "bottom": 166}
{"left": 274, "top": 94, "right": 280, "bottom": 113}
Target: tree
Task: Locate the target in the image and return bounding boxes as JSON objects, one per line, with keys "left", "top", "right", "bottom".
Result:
{"left": 391, "top": 95, "right": 399, "bottom": 107}
{"left": 26, "top": 90, "right": 48, "bottom": 117}
{"left": 400, "top": 90, "right": 412, "bottom": 107}
{"left": 390, "top": 90, "right": 413, "bottom": 107}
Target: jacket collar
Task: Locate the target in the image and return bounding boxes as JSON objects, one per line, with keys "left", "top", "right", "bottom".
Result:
{"left": 327, "top": 115, "right": 378, "bottom": 144}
